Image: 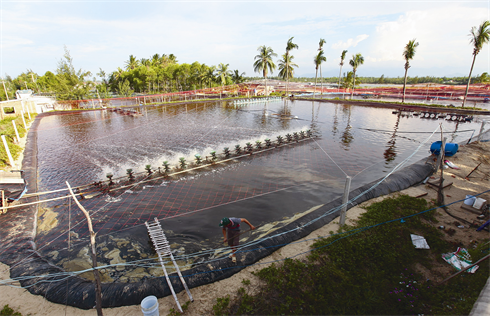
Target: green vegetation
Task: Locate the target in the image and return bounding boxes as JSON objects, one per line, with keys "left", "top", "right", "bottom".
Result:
{"left": 0, "top": 114, "right": 35, "bottom": 168}
{"left": 253, "top": 45, "right": 277, "bottom": 96}
{"left": 402, "top": 39, "right": 420, "bottom": 103}
{"left": 1, "top": 50, "right": 243, "bottom": 102}
{"left": 463, "top": 20, "right": 490, "bottom": 107}
{"left": 213, "top": 195, "right": 490, "bottom": 315}
{"left": 0, "top": 305, "right": 21, "bottom": 316}
{"left": 349, "top": 53, "right": 365, "bottom": 98}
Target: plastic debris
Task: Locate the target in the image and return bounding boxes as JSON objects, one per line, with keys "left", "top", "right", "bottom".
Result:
{"left": 442, "top": 247, "right": 479, "bottom": 273}
{"left": 444, "top": 160, "right": 460, "bottom": 169}
{"left": 410, "top": 234, "right": 430, "bottom": 249}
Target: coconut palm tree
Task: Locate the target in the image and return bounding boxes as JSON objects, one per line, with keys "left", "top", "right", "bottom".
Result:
{"left": 125, "top": 55, "right": 139, "bottom": 71}
{"left": 215, "top": 63, "right": 231, "bottom": 98}
{"left": 463, "top": 20, "right": 490, "bottom": 107}
{"left": 318, "top": 38, "right": 326, "bottom": 94}
{"left": 338, "top": 50, "right": 348, "bottom": 90}
{"left": 349, "top": 53, "right": 364, "bottom": 98}
{"left": 140, "top": 58, "right": 151, "bottom": 70}
{"left": 231, "top": 70, "right": 246, "bottom": 84}
{"left": 278, "top": 54, "right": 298, "bottom": 81}
{"left": 402, "top": 39, "right": 419, "bottom": 103}
{"left": 253, "top": 45, "right": 277, "bottom": 96}
{"left": 284, "top": 37, "right": 299, "bottom": 96}
{"left": 151, "top": 54, "right": 161, "bottom": 67}
{"left": 313, "top": 50, "right": 326, "bottom": 96}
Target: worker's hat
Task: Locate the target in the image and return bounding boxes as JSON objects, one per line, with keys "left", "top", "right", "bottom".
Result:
{"left": 219, "top": 217, "right": 231, "bottom": 227}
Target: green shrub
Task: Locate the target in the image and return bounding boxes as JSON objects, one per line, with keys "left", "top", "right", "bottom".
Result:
{"left": 0, "top": 305, "right": 21, "bottom": 316}
{"left": 219, "top": 195, "right": 489, "bottom": 315}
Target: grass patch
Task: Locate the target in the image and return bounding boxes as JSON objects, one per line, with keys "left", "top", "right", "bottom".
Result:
{"left": 213, "top": 195, "right": 489, "bottom": 315}
{"left": 0, "top": 305, "right": 22, "bottom": 316}
{"left": 0, "top": 114, "right": 35, "bottom": 168}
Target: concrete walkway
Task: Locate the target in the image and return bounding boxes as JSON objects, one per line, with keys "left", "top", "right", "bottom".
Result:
{"left": 470, "top": 276, "right": 490, "bottom": 315}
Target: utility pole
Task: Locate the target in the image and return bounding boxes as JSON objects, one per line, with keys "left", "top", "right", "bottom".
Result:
{"left": 66, "top": 181, "right": 103, "bottom": 316}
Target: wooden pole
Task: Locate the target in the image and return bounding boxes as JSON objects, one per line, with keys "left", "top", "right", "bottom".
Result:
{"left": 66, "top": 181, "right": 103, "bottom": 316}
{"left": 438, "top": 254, "right": 490, "bottom": 285}
{"left": 2, "top": 81, "right": 9, "bottom": 101}
{"left": 465, "top": 162, "right": 482, "bottom": 180}
{"left": 437, "top": 136, "right": 446, "bottom": 206}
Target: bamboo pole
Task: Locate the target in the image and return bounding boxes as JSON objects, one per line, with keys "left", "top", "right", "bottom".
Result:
{"left": 66, "top": 181, "right": 103, "bottom": 316}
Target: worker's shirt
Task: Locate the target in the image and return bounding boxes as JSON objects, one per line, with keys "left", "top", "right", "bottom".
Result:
{"left": 227, "top": 217, "right": 241, "bottom": 231}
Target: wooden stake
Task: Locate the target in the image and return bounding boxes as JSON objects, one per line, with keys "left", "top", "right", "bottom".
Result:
{"left": 66, "top": 181, "right": 103, "bottom": 316}
{"left": 465, "top": 162, "right": 482, "bottom": 180}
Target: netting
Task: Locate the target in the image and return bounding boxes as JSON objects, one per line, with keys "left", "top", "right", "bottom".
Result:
{"left": 0, "top": 97, "right": 488, "bottom": 309}
{"left": 53, "top": 82, "right": 490, "bottom": 111}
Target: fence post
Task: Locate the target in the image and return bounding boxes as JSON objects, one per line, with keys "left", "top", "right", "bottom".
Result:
{"left": 1, "top": 135, "right": 15, "bottom": 167}
{"left": 20, "top": 111, "right": 27, "bottom": 129}
{"left": 12, "top": 121, "right": 20, "bottom": 143}
{"left": 339, "top": 176, "right": 352, "bottom": 227}
{"left": 477, "top": 121, "right": 486, "bottom": 142}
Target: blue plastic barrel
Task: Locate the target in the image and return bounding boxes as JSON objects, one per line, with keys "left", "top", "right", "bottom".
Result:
{"left": 430, "top": 141, "right": 458, "bottom": 157}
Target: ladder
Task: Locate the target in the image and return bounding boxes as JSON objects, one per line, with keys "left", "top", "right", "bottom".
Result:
{"left": 145, "top": 217, "right": 193, "bottom": 313}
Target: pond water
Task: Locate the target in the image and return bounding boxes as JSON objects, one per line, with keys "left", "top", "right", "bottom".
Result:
{"left": 33, "top": 99, "right": 487, "bottom": 278}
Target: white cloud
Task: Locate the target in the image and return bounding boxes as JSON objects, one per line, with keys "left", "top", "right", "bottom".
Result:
{"left": 332, "top": 35, "right": 369, "bottom": 50}
{"left": 365, "top": 5, "right": 490, "bottom": 75}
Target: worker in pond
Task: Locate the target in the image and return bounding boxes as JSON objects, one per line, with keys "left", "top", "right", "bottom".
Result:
{"left": 220, "top": 217, "right": 255, "bottom": 262}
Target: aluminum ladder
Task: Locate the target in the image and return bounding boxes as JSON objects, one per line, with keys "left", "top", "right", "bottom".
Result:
{"left": 145, "top": 217, "right": 193, "bottom": 312}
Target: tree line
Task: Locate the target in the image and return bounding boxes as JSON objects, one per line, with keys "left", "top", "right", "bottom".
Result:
{"left": 250, "top": 20, "right": 489, "bottom": 106}
{"left": 1, "top": 20, "right": 489, "bottom": 106}
{"left": 0, "top": 47, "right": 246, "bottom": 101}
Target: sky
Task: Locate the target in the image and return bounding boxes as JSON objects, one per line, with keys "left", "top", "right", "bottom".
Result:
{"left": 1, "top": 0, "right": 489, "bottom": 80}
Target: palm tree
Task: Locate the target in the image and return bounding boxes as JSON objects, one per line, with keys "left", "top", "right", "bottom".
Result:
{"left": 338, "top": 50, "right": 348, "bottom": 90}
{"left": 168, "top": 54, "right": 178, "bottom": 63}
{"left": 318, "top": 38, "right": 326, "bottom": 94}
{"left": 313, "top": 50, "right": 326, "bottom": 96}
{"left": 349, "top": 53, "right": 364, "bottom": 98}
{"left": 253, "top": 45, "right": 277, "bottom": 96}
{"left": 284, "top": 37, "right": 299, "bottom": 96}
{"left": 402, "top": 39, "right": 419, "bottom": 103}
{"left": 278, "top": 53, "right": 298, "bottom": 81}
{"left": 204, "top": 66, "right": 216, "bottom": 89}
{"left": 231, "top": 70, "right": 246, "bottom": 84}
{"left": 151, "top": 54, "right": 161, "bottom": 67}
{"left": 462, "top": 20, "right": 490, "bottom": 107}
{"left": 140, "top": 58, "right": 151, "bottom": 70}
{"left": 125, "top": 55, "right": 139, "bottom": 71}
{"left": 216, "top": 63, "right": 231, "bottom": 97}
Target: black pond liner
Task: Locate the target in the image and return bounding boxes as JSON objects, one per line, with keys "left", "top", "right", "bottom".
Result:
{"left": 8, "top": 156, "right": 435, "bottom": 309}
{"left": 15, "top": 111, "right": 490, "bottom": 309}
